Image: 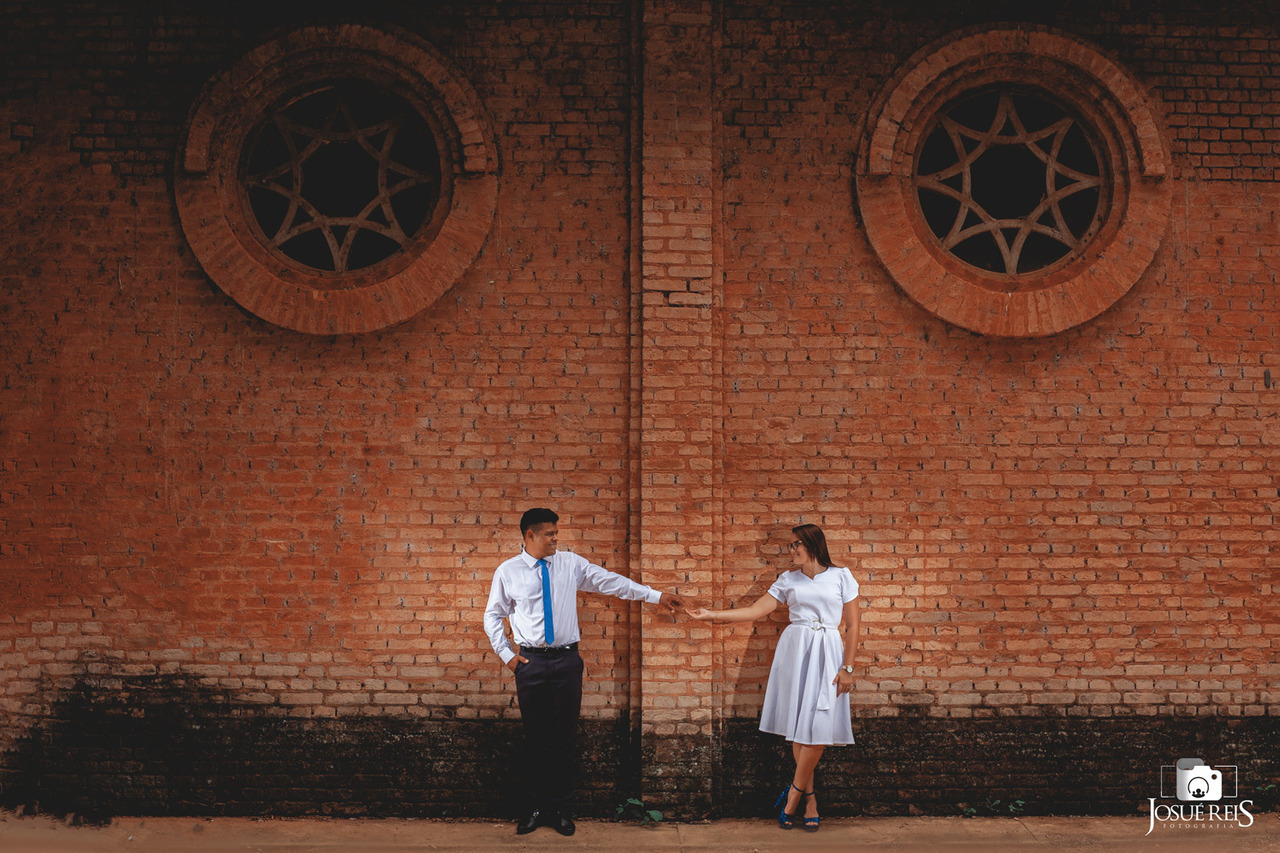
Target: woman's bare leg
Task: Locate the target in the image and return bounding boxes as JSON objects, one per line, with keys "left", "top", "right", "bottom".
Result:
{"left": 785, "top": 743, "right": 825, "bottom": 815}
{"left": 789, "top": 743, "right": 825, "bottom": 817}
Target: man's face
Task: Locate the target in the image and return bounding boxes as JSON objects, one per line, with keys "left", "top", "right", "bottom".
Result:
{"left": 524, "top": 523, "right": 558, "bottom": 559}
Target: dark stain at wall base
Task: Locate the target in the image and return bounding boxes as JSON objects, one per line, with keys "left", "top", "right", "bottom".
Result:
{"left": 722, "top": 716, "right": 1280, "bottom": 818}
{"left": 0, "top": 676, "right": 636, "bottom": 821}
{"left": 2, "top": 676, "right": 1277, "bottom": 820}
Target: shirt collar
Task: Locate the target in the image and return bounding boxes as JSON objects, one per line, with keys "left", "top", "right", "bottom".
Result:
{"left": 520, "top": 548, "right": 550, "bottom": 569}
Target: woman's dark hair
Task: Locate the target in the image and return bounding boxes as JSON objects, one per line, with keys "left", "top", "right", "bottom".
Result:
{"left": 521, "top": 507, "right": 559, "bottom": 536}
{"left": 792, "top": 523, "right": 833, "bottom": 567}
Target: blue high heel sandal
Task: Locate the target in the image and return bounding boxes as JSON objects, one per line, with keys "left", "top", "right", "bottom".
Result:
{"left": 774, "top": 783, "right": 803, "bottom": 829}
{"left": 803, "top": 789, "right": 819, "bottom": 832}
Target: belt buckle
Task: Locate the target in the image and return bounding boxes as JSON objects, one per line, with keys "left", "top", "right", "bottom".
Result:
{"left": 810, "top": 619, "right": 823, "bottom": 632}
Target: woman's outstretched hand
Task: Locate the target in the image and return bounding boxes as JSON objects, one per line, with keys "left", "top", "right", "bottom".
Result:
{"left": 685, "top": 607, "right": 715, "bottom": 621}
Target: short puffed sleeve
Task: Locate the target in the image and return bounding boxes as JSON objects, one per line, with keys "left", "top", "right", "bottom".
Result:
{"left": 840, "top": 567, "right": 860, "bottom": 603}
{"left": 767, "top": 571, "right": 794, "bottom": 606}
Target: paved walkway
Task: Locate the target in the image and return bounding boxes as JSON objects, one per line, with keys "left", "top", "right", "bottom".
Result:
{"left": 0, "top": 812, "right": 1276, "bottom": 852}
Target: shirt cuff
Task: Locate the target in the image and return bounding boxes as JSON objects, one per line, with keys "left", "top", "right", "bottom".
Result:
{"left": 498, "top": 646, "right": 516, "bottom": 665}
{"left": 644, "top": 587, "right": 662, "bottom": 605}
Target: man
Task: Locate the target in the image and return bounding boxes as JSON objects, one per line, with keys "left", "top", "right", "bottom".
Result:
{"left": 483, "top": 507, "right": 683, "bottom": 836}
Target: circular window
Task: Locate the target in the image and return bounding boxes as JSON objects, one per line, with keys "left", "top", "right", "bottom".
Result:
{"left": 241, "top": 80, "right": 446, "bottom": 276}
{"left": 914, "top": 86, "right": 1109, "bottom": 281}
{"left": 176, "top": 25, "right": 498, "bottom": 334}
{"left": 857, "top": 29, "right": 1171, "bottom": 337}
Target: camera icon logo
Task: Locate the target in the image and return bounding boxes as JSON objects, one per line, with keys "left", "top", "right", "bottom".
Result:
{"left": 1176, "top": 757, "right": 1222, "bottom": 802}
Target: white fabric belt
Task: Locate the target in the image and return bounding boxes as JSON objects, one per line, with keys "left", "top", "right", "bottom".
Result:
{"left": 791, "top": 618, "right": 840, "bottom": 632}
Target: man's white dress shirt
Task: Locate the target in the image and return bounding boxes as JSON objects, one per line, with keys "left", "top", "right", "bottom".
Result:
{"left": 483, "top": 549, "right": 660, "bottom": 664}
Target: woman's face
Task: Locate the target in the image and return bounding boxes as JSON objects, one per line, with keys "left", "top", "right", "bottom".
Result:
{"left": 789, "top": 539, "right": 808, "bottom": 565}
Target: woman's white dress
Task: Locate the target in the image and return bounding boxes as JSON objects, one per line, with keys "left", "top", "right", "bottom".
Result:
{"left": 758, "top": 567, "right": 859, "bottom": 745}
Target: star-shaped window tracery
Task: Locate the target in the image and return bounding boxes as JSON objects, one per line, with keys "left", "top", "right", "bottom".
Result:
{"left": 242, "top": 81, "right": 442, "bottom": 274}
{"left": 914, "top": 88, "right": 1108, "bottom": 281}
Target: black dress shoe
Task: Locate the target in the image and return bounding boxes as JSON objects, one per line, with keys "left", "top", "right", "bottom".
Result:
{"left": 516, "top": 808, "right": 542, "bottom": 835}
{"left": 550, "top": 810, "right": 575, "bottom": 836}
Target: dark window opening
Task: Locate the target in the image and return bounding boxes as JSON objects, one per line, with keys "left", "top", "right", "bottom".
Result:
{"left": 241, "top": 80, "right": 443, "bottom": 274}
{"left": 914, "top": 87, "right": 1108, "bottom": 278}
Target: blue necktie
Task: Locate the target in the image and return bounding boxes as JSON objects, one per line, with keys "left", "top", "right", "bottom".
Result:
{"left": 538, "top": 558, "right": 555, "bottom": 645}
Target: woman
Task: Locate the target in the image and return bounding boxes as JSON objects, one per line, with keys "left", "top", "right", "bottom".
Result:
{"left": 686, "top": 523, "right": 860, "bottom": 831}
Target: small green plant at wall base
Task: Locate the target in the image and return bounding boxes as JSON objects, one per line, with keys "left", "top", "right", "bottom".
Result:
{"left": 616, "top": 797, "right": 663, "bottom": 823}
{"left": 1255, "top": 783, "right": 1277, "bottom": 811}
{"left": 962, "top": 798, "right": 1026, "bottom": 818}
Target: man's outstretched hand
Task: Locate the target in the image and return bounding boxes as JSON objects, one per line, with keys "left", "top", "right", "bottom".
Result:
{"left": 659, "top": 591, "right": 685, "bottom": 612}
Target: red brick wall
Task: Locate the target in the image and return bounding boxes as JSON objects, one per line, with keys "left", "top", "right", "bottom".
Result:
{"left": 1, "top": 0, "right": 1277, "bottom": 818}
{"left": 715, "top": 3, "right": 1279, "bottom": 725}
{"left": 0, "top": 0, "right": 642, "bottom": 753}
{"left": 638, "top": 0, "right": 720, "bottom": 808}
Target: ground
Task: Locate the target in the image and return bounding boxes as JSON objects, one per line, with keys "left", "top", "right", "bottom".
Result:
{"left": 1, "top": 811, "right": 1278, "bottom": 852}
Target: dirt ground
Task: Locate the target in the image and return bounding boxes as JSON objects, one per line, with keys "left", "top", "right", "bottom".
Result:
{"left": 1, "top": 811, "right": 1278, "bottom": 852}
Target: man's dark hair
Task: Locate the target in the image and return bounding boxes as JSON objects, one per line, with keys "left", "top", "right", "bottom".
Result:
{"left": 520, "top": 507, "right": 559, "bottom": 536}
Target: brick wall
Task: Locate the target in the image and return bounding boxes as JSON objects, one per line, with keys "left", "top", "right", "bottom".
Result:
{"left": 1118, "top": 23, "right": 1280, "bottom": 181}
{"left": 1, "top": 0, "right": 1277, "bottom": 819}
{"left": 638, "top": 0, "right": 720, "bottom": 811}
{"left": 0, "top": 0, "right": 646, "bottom": 814}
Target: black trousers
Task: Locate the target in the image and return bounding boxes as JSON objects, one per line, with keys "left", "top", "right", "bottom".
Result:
{"left": 513, "top": 649, "right": 583, "bottom": 812}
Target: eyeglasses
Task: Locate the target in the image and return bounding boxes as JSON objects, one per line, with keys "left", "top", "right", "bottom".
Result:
{"left": 788, "top": 541, "right": 802, "bottom": 551}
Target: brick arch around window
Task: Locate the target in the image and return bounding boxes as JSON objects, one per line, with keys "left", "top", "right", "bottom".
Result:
{"left": 856, "top": 27, "right": 1172, "bottom": 338}
{"left": 176, "top": 24, "right": 498, "bottom": 335}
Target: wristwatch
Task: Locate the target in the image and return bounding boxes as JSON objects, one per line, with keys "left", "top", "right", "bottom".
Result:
{"left": 841, "top": 665, "right": 854, "bottom": 674}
